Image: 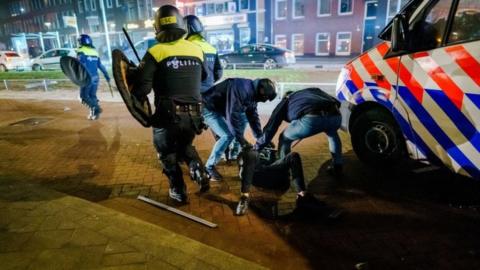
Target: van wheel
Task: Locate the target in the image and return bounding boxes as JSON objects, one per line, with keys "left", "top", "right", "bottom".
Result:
{"left": 32, "top": 64, "right": 42, "bottom": 71}
{"left": 0, "top": 64, "right": 6, "bottom": 72}
{"left": 351, "top": 108, "right": 406, "bottom": 166}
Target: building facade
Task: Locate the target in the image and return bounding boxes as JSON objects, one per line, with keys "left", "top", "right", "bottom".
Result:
{"left": 0, "top": 0, "right": 174, "bottom": 59}
{"left": 177, "top": 0, "right": 267, "bottom": 54}
{"left": 269, "top": 0, "right": 365, "bottom": 57}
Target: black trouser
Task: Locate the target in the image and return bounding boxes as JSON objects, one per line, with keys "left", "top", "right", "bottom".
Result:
{"left": 153, "top": 114, "right": 205, "bottom": 190}
{"left": 240, "top": 150, "right": 306, "bottom": 194}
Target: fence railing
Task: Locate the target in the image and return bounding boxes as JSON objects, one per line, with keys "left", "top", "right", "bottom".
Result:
{"left": 1, "top": 79, "right": 338, "bottom": 97}
{"left": 276, "top": 82, "right": 337, "bottom": 97}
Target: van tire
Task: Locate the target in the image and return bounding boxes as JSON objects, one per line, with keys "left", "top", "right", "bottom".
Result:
{"left": 32, "top": 64, "right": 42, "bottom": 71}
{"left": 0, "top": 64, "right": 6, "bottom": 72}
{"left": 351, "top": 108, "right": 406, "bottom": 167}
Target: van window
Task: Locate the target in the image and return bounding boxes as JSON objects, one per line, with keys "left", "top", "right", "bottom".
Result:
{"left": 408, "top": 0, "right": 451, "bottom": 51}
{"left": 448, "top": 0, "right": 480, "bottom": 44}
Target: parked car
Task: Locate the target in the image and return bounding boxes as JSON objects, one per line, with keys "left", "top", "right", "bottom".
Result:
{"left": 123, "top": 38, "right": 157, "bottom": 64}
{"left": 219, "top": 44, "right": 296, "bottom": 69}
{"left": 31, "top": 48, "right": 76, "bottom": 71}
{"left": 0, "top": 51, "right": 29, "bottom": 72}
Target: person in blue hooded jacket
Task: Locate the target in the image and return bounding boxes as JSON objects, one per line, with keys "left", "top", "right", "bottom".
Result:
{"left": 77, "top": 34, "right": 110, "bottom": 120}
{"left": 202, "top": 78, "right": 277, "bottom": 181}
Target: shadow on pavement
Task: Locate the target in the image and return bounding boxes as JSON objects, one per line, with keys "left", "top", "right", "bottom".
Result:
{"left": 268, "top": 150, "right": 480, "bottom": 270}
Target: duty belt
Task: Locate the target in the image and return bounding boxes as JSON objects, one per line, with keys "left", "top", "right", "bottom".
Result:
{"left": 175, "top": 103, "right": 202, "bottom": 115}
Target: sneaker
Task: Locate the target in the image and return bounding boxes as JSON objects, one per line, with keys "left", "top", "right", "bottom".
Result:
{"left": 189, "top": 162, "right": 210, "bottom": 193}
{"left": 326, "top": 164, "right": 343, "bottom": 177}
{"left": 235, "top": 195, "right": 249, "bottom": 216}
{"left": 91, "top": 107, "right": 103, "bottom": 120}
{"left": 169, "top": 187, "right": 187, "bottom": 203}
{"left": 87, "top": 107, "right": 94, "bottom": 120}
{"left": 205, "top": 166, "right": 223, "bottom": 181}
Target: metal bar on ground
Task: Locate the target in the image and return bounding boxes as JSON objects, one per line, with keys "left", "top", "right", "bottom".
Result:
{"left": 137, "top": 195, "right": 218, "bottom": 228}
{"left": 3, "top": 80, "right": 8, "bottom": 90}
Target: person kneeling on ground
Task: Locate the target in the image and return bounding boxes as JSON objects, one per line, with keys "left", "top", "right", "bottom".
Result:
{"left": 235, "top": 145, "right": 326, "bottom": 216}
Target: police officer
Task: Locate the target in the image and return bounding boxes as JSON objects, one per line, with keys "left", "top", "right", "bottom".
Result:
{"left": 76, "top": 34, "right": 110, "bottom": 120}
{"left": 184, "top": 15, "right": 222, "bottom": 93}
{"left": 255, "top": 88, "right": 343, "bottom": 176}
{"left": 132, "top": 5, "right": 209, "bottom": 203}
{"left": 202, "top": 78, "right": 277, "bottom": 181}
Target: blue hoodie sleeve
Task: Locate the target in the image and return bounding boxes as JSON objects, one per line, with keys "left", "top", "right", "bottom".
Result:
{"left": 255, "top": 97, "right": 288, "bottom": 149}
{"left": 225, "top": 84, "right": 248, "bottom": 145}
{"left": 97, "top": 58, "right": 110, "bottom": 81}
{"left": 245, "top": 103, "right": 263, "bottom": 139}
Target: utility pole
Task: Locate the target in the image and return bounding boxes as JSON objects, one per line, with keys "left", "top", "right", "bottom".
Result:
{"left": 99, "top": 0, "right": 112, "bottom": 63}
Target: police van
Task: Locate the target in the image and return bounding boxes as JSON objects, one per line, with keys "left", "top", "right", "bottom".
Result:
{"left": 335, "top": 0, "right": 480, "bottom": 179}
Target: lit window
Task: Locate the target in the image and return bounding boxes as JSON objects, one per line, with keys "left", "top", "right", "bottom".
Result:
{"left": 316, "top": 33, "right": 330, "bottom": 55}
{"left": 275, "top": 35, "right": 287, "bottom": 49}
{"left": 336, "top": 32, "right": 351, "bottom": 55}
{"left": 291, "top": 34, "right": 304, "bottom": 55}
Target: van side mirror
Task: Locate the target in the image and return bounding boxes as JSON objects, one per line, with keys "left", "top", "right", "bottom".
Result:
{"left": 391, "top": 14, "right": 408, "bottom": 52}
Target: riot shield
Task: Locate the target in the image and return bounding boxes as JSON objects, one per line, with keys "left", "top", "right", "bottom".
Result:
{"left": 60, "top": 56, "right": 91, "bottom": 87}
{"left": 111, "top": 49, "right": 152, "bottom": 127}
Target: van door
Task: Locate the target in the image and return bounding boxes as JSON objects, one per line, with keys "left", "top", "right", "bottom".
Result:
{"left": 397, "top": 0, "right": 480, "bottom": 178}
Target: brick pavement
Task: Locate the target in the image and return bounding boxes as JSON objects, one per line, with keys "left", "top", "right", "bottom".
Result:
{"left": 0, "top": 177, "right": 265, "bottom": 270}
{"left": 1, "top": 97, "right": 480, "bottom": 269}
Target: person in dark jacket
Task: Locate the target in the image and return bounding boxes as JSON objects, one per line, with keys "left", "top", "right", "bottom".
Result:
{"left": 184, "top": 15, "right": 222, "bottom": 93}
{"left": 202, "top": 78, "right": 277, "bottom": 181}
{"left": 255, "top": 88, "right": 343, "bottom": 175}
{"left": 235, "top": 146, "right": 328, "bottom": 216}
{"left": 132, "top": 5, "right": 210, "bottom": 203}
{"left": 76, "top": 34, "right": 110, "bottom": 120}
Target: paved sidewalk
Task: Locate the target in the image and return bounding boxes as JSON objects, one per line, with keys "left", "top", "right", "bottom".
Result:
{"left": 0, "top": 177, "right": 265, "bottom": 270}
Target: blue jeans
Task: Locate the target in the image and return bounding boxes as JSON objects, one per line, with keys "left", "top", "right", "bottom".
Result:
{"left": 279, "top": 114, "right": 343, "bottom": 165}
{"left": 228, "top": 112, "right": 248, "bottom": 159}
{"left": 80, "top": 77, "right": 99, "bottom": 111}
{"left": 203, "top": 108, "right": 246, "bottom": 168}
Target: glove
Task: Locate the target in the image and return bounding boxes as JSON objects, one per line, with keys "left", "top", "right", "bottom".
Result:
{"left": 240, "top": 140, "right": 253, "bottom": 151}
{"left": 266, "top": 142, "right": 276, "bottom": 149}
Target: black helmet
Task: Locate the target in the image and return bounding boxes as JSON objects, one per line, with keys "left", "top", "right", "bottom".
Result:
{"left": 154, "top": 5, "right": 186, "bottom": 43}
{"left": 184, "top": 15, "right": 204, "bottom": 38}
{"left": 255, "top": 78, "right": 277, "bottom": 102}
